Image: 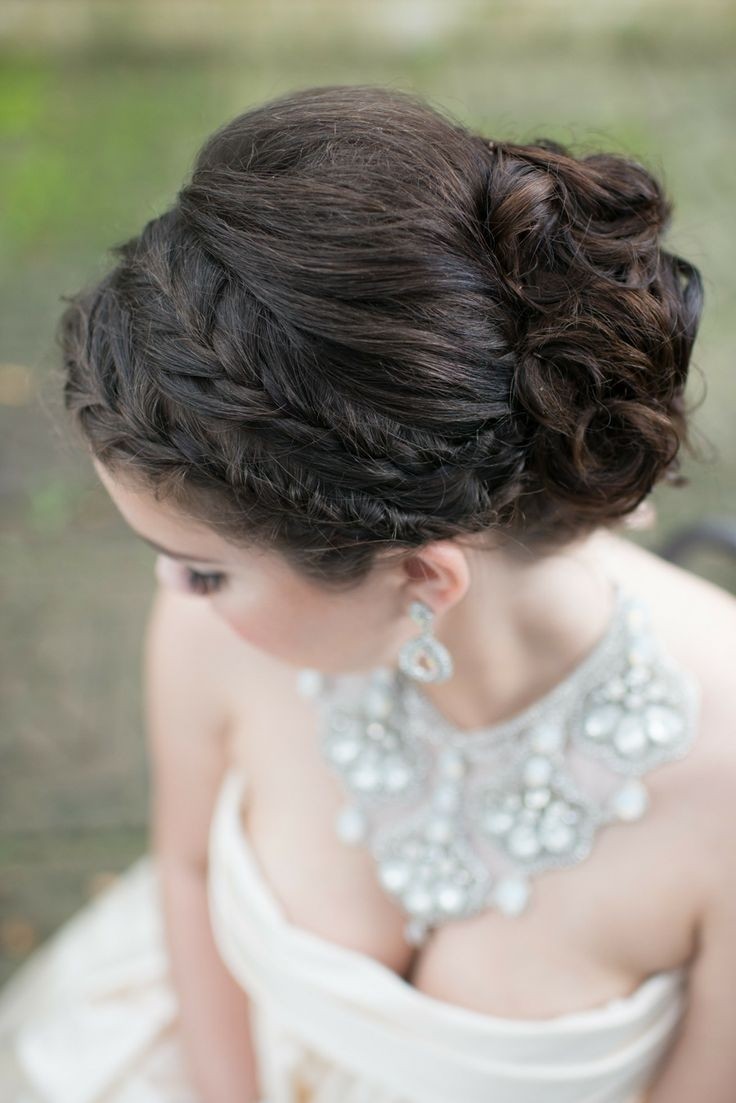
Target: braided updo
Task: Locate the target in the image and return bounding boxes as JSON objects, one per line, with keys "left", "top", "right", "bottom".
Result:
{"left": 59, "top": 83, "right": 705, "bottom": 587}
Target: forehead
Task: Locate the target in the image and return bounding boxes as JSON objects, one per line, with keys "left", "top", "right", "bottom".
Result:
{"left": 92, "top": 457, "right": 236, "bottom": 563}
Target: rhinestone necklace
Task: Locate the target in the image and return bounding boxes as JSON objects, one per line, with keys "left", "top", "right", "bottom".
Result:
{"left": 296, "top": 580, "right": 701, "bottom": 947}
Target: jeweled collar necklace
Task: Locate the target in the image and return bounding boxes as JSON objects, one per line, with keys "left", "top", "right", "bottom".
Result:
{"left": 297, "top": 581, "right": 701, "bottom": 946}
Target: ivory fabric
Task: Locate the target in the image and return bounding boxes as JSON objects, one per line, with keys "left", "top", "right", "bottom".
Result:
{"left": 0, "top": 762, "right": 688, "bottom": 1103}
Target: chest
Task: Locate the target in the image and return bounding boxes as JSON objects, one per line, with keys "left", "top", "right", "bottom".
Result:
{"left": 225, "top": 685, "right": 701, "bottom": 1020}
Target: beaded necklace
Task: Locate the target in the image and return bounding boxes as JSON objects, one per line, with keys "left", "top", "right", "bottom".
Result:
{"left": 297, "top": 581, "right": 700, "bottom": 946}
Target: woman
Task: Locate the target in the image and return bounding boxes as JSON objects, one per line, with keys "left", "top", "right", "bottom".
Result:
{"left": 1, "top": 83, "right": 734, "bottom": 1103}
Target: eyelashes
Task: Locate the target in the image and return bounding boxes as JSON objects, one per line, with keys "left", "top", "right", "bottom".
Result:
{"left": 183, "top": 567, "right": 227, "bottom": 595}
{"left": 154, "top": 554, "right": 228, "bottom": 596}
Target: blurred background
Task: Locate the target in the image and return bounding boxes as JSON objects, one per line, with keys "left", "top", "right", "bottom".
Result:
{"left": 1, "top": 0, "right": 734, "bottom": 986}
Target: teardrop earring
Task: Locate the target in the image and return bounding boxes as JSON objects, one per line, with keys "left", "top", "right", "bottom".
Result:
{"left": 397, "top": 600, "right": 454, "bottom": 684}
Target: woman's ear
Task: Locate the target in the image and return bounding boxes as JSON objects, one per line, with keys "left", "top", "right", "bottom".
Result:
{"left": 401, "top": 540, "right": 471, "bottom": 616}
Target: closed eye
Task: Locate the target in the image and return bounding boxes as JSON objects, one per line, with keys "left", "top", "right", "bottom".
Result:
{"left": 183, "top": 567, "right": 228, "bottom": 595}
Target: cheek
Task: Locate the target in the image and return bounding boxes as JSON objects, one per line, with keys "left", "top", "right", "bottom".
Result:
{"left": 213, "top": 584, "right": 322, "bottom": 659}
{"left": 215, "top": 584, "right": 405, "bottom": 673}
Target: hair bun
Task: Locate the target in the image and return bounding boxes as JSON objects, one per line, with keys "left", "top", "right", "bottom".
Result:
{"left": 59, "top": 85, "right": 706, "bottom": 583}
{"left": 475, "top": 137, "right": 704, "bottom": 534}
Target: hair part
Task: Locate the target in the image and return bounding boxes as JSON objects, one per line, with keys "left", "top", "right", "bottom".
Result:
{"left": 59, "top": 83, "right": 706, "bottom": 587}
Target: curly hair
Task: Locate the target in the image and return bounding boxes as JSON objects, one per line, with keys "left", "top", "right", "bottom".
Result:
{"left": 58, "top": 83, "right": 705, "bottom": 587}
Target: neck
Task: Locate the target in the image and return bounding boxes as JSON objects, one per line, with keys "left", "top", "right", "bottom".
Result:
{"left": 423, "top": 529, "right": 618, "bottom": 732}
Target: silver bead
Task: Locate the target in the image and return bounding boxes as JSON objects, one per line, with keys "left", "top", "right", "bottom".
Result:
{"left": 610, "top": 779, "right": 649, "bottom": 821}
{"left": 524, "top": 786, "right": 551, "bottom": 810}
{"left": 349, "top": 762, "right": 382, "bottom": 791}
{"left": 645, "top": 705, "right": 683, "bottom": 745}
{"left": 507, "top": 825, "right": 541, "bottom": 859}
{"left": 584, "top": 704, "right": 620, "bottom": 739}
{"left": 531, "top": 724, "right": 565, "bottom": 754}
{"left": 435, "top": 883, "right": 467, "bottom": 915}
{"left": 404, "top": 886, "right": 434, "bottom": 915}
{"left": 327, "top": 737, "right": 361, "bottom": 766}
{"left": 296, "top": 668, "right": 323, "bottom": 697}
{"left": 613, "top": 717, "right": 647, "bottom": 756}
{"left": 492, "top": 875, "right": 530, "bottom": 916}
{"left": 378, "top": 858, "right": 411, "bottom": 892}
{"left": 335, "top": 804, "right": 368, "bottom": 844}
{"left": 523, "top": 755, "right": 554, "bottom": 787}
{"left": 382, "top": 757, "right": 413, "bottom": 792}
{"left": 539, "top": 821, "right": 575, "bottom": 853}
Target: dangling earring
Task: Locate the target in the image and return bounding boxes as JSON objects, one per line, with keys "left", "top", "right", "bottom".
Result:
{"left": 397, "top": 601, "right": 454, "bottom": 684}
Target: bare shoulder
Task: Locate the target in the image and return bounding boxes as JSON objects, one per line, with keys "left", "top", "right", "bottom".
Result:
{"left": 145, "top": 585, "right": 242, "bottom": 705}
{"left": 593, "top": 532, "right": 736, "bottom": 935}
{"left": 142, "top": 587, "right": 299, "bottom": 865}
{"left": 146, "top": 585, "right": 300, "bottom": 733}
{"left": 595, "top": 528, "right": 735, "bottom": 671}
{"left": 591, "top": 539, "right": 736, "bottom": 1102}
{"left": 593, "top": 529, "right": 736, "bottom": 768}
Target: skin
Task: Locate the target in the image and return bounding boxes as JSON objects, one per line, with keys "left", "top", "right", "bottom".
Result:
{"left": 92, "top": 455, "right": 736, "bottom": 1102}
{"left": 92, "top": 455, "right": 623, "bottom": 733}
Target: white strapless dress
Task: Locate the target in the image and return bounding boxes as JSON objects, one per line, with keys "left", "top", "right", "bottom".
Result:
{"left": 0, "top": 762, "right": 688, "bottom": 1103}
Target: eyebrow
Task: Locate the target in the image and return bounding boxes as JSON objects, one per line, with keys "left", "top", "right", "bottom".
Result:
{"left": 136, "top": 533, "right": 224, "bottom": 565}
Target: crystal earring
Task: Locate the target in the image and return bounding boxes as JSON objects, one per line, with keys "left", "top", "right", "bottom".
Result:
{"left": 397, "top": 600, "right": 454, "bottom": 684}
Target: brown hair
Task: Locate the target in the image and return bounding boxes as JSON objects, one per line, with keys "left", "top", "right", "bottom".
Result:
{"left": 59, "top": 83, "right": 705, "bottom": 586}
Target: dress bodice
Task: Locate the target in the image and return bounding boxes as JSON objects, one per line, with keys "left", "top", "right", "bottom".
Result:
{"left": 0, "top": 581, "right": 696, "bottom": 1103}
{"left": 207, "top": 763, "right": 688, "bottom": 1103}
